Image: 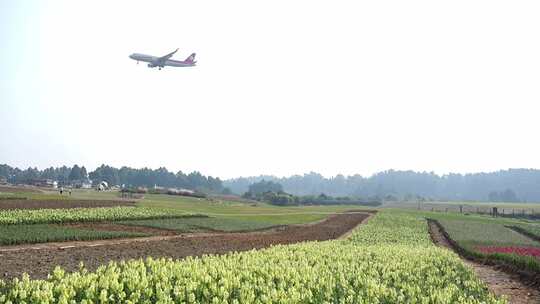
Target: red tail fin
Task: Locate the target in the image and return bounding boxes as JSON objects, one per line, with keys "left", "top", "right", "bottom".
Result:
{"left": 185, "top": 53, "right": 196, "bottom": 63}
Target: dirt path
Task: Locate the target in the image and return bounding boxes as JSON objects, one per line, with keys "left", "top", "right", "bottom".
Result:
{"left": 428, "top": 220, "right": 540, "bottom": 304}
{"left": 0, "top": 212, "right": 372, "bottom": 280}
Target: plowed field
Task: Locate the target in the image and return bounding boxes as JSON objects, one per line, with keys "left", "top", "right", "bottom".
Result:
{"left": 0, "top": 199, "right": 135, "bottom": 210}
{"left": 0, "top": 212, "right": 371, "bottom": 279}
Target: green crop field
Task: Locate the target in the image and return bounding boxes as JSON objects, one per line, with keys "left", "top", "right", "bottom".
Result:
{"left": 513, "top": 223, "right": 540, "bottom": 238}
{"left": 383, "top": 201, "right": 540, "bottom": 217}
{"left": 2, "top": 187, "right": 540, "bottom": 303}
{"left": 0, "top": 188, "right": 372, "bottom": 246}
{"left": 0, "top": 211, "right": 505, "bottom": 303}
{"left": 56, "top": 189, "right": 369, "bottom": 225}
{"left": 139, "top": 194, "right": 368, "bottom": 225}
{"left": 438, "top": 219, "right": 540, "bottom": 248}
{"left": 120, "top": 216, "right": 279, "bottom": 232}
{"left": 0, "top": 224, "right": 147, "bottom": 245}
{"left": 420, "top": 208, "right": 540, "bottom": 246}
{"left": 384, "top": 200, "right": 540, "bottom": 209}
{"left": 0, "top": 206, "right": 192, "bottom": 225}
{"left": 426, "top": 209, "right": 540, "bottom": 274}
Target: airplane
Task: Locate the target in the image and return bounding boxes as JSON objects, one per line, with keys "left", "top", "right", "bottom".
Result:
{"left": 129, "top": 49, "right": 196, "bottom": 70}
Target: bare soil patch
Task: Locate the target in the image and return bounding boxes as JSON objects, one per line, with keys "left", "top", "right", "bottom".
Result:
{"left": 0, "top": 199, "right": 135, "bottom": 210}
{"left": 428, "top": 220, "right": 540, "bottom": 304}
{"left": 0, "top": 212, "right": 371, "bottom": 280}
{"left": 64, "top": 222, "right": 178, "bottom": 236}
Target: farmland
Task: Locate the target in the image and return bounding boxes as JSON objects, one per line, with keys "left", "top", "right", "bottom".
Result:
{"left": 0, "top": 188, "right": 539, "bottom": 302}
{"left": 436, "top": 219, "right": 539, "bottom": 248}
{"left": 0, "top": 188, "right": 365, "bottom": 246}
{"left": 384, "top": 201, "right": 540, "bottom": 218}
{"left": 428, "top": 210, "right": 540, "bottom": 282}
{"left": 0, "top": 199, "right": 135, "bottom": 210}
{"left": 512, "top": 224, "right": 540, "bottom": 240}
{"left": 0, "top": 206, "right": 193, "bottom": 225}
{"left": 4, "top": 0, "right": 540, "bottom": 302}
{"left": 0, "top": 211, "right": 504, "bottom": 303}
{"left": 119, "top": 217, "right": 280, "bottom": 232}
{"left": 0, "top": 224, "right": 147, "bottom": 245}
{"left": 477, "top": 246, "right": 540, "bottom": 258}
{"left": 0, "top": 212, "right": 370, "bottom": 279}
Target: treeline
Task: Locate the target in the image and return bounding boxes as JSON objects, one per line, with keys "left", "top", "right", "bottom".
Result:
{"left": 89, "top": 165, "right": 225, "bottom": 193}
{"left": 225, "top": 169, "right": 540, "bottom": 203}
{"left": 0, "top": 164, "right": 227, "bottom": 194}
{"left": 242, "top": 180, "right": 381, "bottom": 207}
{"left": 0, "top": 164, "right": 88, "bottom": 184}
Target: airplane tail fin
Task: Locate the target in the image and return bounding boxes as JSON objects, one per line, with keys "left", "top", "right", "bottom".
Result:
{"left": 185, "top": 53, "right": 196, "bottom": 64}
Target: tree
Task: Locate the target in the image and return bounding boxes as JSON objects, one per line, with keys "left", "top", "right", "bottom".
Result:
{"left": 247, "top": 180, "right": 283, "bottom": 195}
{"left": 264, "top": 192, "right": 295, "bottom": 206}
{"left": 80, "top": 166, "right": 88, "bottom": 180}
{"left": 69, "top": 165, "right": 82, "bottom": 181}
{"left": 318, "top": 193, "right": 329, "bottom": 200}
{"left": 223, "top": 169, "right": 540, "bottom": 202}
{"left": 86, "top": 165, "right": 224, "bottom": 193}
{"left": 89, "top": 165, "right": 120, "bottom": 186}
{"left": 20, "top": 167, "right": 40, "bottom": 181}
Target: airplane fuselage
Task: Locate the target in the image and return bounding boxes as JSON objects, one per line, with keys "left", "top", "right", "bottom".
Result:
{"left": 129, "top": 52, "right": 196, "bottom": 69}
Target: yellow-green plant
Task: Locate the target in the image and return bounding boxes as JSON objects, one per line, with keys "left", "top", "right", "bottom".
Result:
{"left": 0, "top": 207, "right": 189, "bottom": 225}
{"left": 0, "top": 212, "right": 505, "bottom": 303}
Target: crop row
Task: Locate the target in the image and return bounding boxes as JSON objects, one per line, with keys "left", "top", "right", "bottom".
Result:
{"left": 119, "top": 217, "right": 278, "bottom": 232}
{"left": 476, "top": 246, "right": 540, "bottom": 258}
{"left": 437, "top": 219, "right": 539, "bottom": 248}
{"left": 0, "top": 207, "right": 193, "bottom": 225}
{"left": 346, "top": 211, "right": 432, "bottom": 246}
{"left": 513, "top": 224, "right": 540, "bottom": 240}
{"left": 0, "top": 224, "right": 148, "bottom": 245}
{"left": 0, "top": 211, "right": 504, "bottom": 303}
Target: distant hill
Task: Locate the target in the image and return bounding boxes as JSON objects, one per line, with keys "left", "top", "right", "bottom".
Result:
{"left": 224, "top": 169, "right": 540, "bottom": 202}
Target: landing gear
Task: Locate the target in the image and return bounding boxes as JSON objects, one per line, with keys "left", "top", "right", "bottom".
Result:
{"left": 137, "top": 61, "right": 139, "bottom": 65}
{"left": 158, "top": 67, "right": 162, "bottom": 70}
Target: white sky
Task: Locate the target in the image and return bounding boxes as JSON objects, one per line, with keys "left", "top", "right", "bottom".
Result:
{"left": 1, "top": 0, "right": 539, "bottom": 179}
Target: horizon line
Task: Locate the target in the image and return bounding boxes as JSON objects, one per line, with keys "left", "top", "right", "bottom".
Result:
{"left": 2, "top": 163, "right": 539, "bottom": 180}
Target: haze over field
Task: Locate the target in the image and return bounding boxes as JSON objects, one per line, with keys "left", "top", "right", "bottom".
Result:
{"left": 1, "top": 0, "right": 540, "bottom": 178}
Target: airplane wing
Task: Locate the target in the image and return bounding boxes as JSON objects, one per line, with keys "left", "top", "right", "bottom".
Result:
{"left": 158, "top": 48, "right": 179, "bottom": 61}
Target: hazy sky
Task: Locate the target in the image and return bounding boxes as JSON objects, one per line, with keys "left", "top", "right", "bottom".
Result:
{"left": 1, "top": 0, "right": 539, "bottom": 179}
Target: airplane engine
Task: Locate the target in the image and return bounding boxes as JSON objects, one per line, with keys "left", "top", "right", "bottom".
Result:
{"left": 147, "top": 63, "right": 156, "bottom": 68}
